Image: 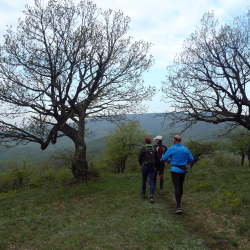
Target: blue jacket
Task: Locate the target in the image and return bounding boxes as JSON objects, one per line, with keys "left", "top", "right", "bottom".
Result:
{"left": 162, "top": 144, "right": 194, "bottom": 173}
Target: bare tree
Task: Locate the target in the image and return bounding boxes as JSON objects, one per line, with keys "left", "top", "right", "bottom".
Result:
{"left": 0, "top": 0, "right": 155, "bottom": 178}
{"left": 162, "top": 10, "right": 250, "bottom": 133}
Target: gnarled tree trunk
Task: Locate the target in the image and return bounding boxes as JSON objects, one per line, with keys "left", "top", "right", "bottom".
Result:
{"left": 71, "top": 141, "right": 88, "bottom": 179}
{"left": 60, "top": 122, "right": 88, "bottom": 179}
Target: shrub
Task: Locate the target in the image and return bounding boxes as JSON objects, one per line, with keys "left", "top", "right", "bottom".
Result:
{"left": 124, "top": 157, "right": 141, "bottom": 173}
{"left": 43, "top": 169, "right": 56, "bottom": 182}
{"left": 55, "top": 168, "right": 73, "bottom": 182}
{"left": 0, "top": 173, "right": 12, "bottom": 193}
{"left": 212, "top": 152, "right": 239, "bottom": 168}
{"left": 6, "top": 158, "right": 33, "bottom": 189}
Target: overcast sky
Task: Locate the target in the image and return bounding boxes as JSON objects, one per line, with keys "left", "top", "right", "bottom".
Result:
{"left": 0, "top": 0, "right": 249, "bottom": 113}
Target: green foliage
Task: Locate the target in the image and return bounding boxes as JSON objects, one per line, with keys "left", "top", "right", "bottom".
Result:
{"left": 0, "top": 159, "right": 35, "bottom": 193}
{"left": 90, "top": 156, "right": 113, "bottom": 174}
{"left": 185, "top": 139, "right": 220, "bottom": 168}
{"left": 92, "top": 154, "right": 141, "bottom": 175}
{"left": 123, "top": 157, "right": 142, "bottom": 173}
{"left": 36, "top": 168, "right": 73, "bottom": 183}
{"left": 103, "top": 119, "right": 147, "bottom": 173}
{"left": 225, "top": 127, "right": 250, "bottom": 165}
{"left": 0, "top": 172, "right": 12, "bottom": 192}
{"left": 213, "top": 151, "right": 239, "bottom": 168}
{"left": 43, "top": 169, "right": 57, "bottom": 182}
{"left": 49, "top": 147, "right": 76, "bottom": 169}
{"left": 55, "top": 169, "right": 74, "bottom": 183}
{"left": 6, "top": 158, "right": 33, "bottom": 189}
{"left": 29, "top": 161, "right": 74, "bottom": 186}
{"left": 0, "top": 159, "right": 75, "bottom": 193}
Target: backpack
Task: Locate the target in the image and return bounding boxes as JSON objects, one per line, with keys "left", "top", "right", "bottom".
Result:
{"left": 143, "top": 146, "right": 156, "bottom": 166}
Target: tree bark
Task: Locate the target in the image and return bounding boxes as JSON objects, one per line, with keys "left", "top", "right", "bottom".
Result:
{"left": 121, "top": 160, "right": 126, "bottom": 173}
{"left": 241, "top": 153, "right": 245, "bottom": 166}
{"left": 59, "top": 122, "right": 88, "bottom": 179}
{"left": 248, "top": 142, "right": 250, "bottom": 166}
{"left": 71, "top": 141, "right": 88, "bottom": 179}
{"left": 117, "top": 161, "right": 121, "bottom": 173}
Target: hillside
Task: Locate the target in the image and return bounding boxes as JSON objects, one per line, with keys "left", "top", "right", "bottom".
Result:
{"left": 0, "top": 113, "right": 226, "bottom": 164}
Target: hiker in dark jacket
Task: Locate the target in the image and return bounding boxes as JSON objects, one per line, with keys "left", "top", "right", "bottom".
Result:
{"left": 138, "top": 137, "right": 159, "bottom": 203}
{"left": 153, "top": 135, "right": 168, "bottom": 195}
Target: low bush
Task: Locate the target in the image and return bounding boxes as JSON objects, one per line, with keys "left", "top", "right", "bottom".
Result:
{"left": 213, "top": 151, "right": 239, "bottom": 168}
{"left": 55, "top": 168, "right": 73, "bottom": 182}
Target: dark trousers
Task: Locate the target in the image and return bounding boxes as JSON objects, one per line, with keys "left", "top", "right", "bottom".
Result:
{"left": 154, "top": 162, "right": 165, "bottom": 189}
{"left": 141, "top": 165, "right": 155, "bottom": 196}
{"left": 171, "top": 171, "right": 186, "bottom": 207}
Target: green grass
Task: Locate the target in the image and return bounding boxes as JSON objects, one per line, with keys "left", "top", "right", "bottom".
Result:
{"left": 184, "top": 160, "right": 250, "bottom": 249}
{"left": 0, "top": 175, "right": 206, "bottom": 250}
{"left": 1, "top": 162, "right": 250, "bottom": 249}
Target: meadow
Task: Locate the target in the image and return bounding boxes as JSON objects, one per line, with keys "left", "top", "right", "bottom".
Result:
{"left": 1, "top": 153, "right": 250, "bottom": 250}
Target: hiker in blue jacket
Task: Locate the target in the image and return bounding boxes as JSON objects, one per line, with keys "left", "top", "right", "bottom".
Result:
{"left": 138, "top": 137, "right": 159, "bottom": 203}
{"left": 162, "top": 135, "right": 194, "bottom": 214}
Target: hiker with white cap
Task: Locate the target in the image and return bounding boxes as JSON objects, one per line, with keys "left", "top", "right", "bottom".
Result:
{"left": 153, "top": 135, "right": 168, "bottom": 195}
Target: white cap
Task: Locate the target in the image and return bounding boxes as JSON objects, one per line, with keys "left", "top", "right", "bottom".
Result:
{"left": 154, "top": 135, "right": 162, "bottom": 140}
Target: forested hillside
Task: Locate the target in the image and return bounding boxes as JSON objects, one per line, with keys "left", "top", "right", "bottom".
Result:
{"left": 0, "top": 113, "right": 226, "bottom": 165}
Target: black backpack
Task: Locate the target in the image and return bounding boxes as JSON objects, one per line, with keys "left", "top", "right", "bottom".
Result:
{"left": 143, "top": 146, "right": 156, "bottom": 166}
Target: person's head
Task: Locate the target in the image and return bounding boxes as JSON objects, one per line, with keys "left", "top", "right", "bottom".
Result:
{"left": 173, "top": 135, "right": 181, "bottom": 144}
{"left": 154, "top": 135, "right": 162, "bottom": 144}
{"left": 145, "top": 137, "right": 151, "bottom": 145}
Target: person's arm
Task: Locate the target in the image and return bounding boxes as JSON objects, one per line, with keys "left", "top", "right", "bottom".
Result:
{"left": 163, "top": 145, "right": 170, "bottom": 164}
{"left": 162, "top": 148, "right": 171, "bottom": 162}
{"left": 138, "top": 147, "right": 144, "bottom": 165}
{"left": 187, "top": 149, "right": 194, "bottom": 163}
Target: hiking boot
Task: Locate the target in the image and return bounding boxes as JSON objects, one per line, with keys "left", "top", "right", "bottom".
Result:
{"left": 159, "top": 189, "right": 163, "bottom": 195}
{"left": 141, "top": 191, "right": 145, "bottom": 199}
{"left": 150, "top": 196, "right": 155, "bottom": 203}
{"left": 174, "top": 207, "right": 182, "bottom": 214}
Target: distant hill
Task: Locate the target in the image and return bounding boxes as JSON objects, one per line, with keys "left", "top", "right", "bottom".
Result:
{"left": 0, "top": 113, "right": 226, "bottom": 165}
